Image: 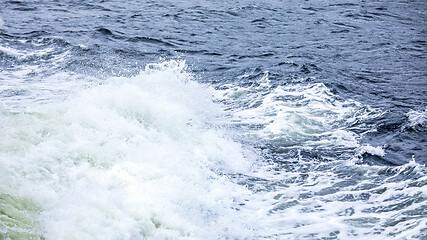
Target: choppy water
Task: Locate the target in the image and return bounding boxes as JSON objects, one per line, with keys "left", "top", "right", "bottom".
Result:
{"left": 0, "top": 0, "right": 426, "bottom": 239}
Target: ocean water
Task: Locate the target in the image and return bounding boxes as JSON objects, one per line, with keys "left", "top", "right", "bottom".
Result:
{"left": 0, "top": 0, "right": 426, "bottom": 239}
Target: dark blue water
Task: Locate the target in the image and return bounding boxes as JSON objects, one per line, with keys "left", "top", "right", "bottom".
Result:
{"left": 1, "top": 0, "right": 426, "bottom": 239}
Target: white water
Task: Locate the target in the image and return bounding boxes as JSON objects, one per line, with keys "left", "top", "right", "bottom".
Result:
{"left": 1, "top": 61, "right": 425, "bottom": 240}
{"left": 0, "top": 61, "right": 255, "bottom": 239}
{"left": 214, "top": 70, "right": 426, "bottom": 240}
{"left": 406, "top": 108, "right": 427, "bottom": 129}
{"left": 215, "top": 71, "right": 382, "bottom": 152}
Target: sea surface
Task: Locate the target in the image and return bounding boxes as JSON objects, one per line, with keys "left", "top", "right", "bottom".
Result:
{"left": 0, "top": 0, "right": 426, "bottom": 239}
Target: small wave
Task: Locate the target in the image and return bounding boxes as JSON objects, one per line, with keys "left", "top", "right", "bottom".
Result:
{"left": 0, "top": 38, "right": 70, "bottom": 62}
{"left": 0, "top": 45, "right": 22, "bottom": 57}
{"left": 406, "top": 108, "right": 427, "bottom": 128}
{"left": 0, "top": 45, "right": 55, "bottom": 59}
{"left": 360, "top": 145, "right": 386, "bottom": 157}
{"left": 127, "top": 36, "right": 176, "bottom": 47}
{"left": 216, "top": 72, "right": 380, "bottom": 150}
{"left": 96, "top": 27, "right": 113, "bottom": 35}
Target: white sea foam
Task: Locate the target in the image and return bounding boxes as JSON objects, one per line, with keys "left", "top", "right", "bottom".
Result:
{"left": 214, "top": 72, "right": 426, "bottom": 239}
{"left": 359, "top": 145, "right": 386, "bottom": 157}
{"left": 216, "top": 73, "right": 379, "bottom": 149}
{"left": 0, "top": 45, "right": 22, "bottom": 57}
{"left": 1, "top": 61, "right": 424, "bottom": 240}
{"left": 242, "top": 158, "right": 427, "bottom": 240}
{"left": 0, "top": 45, "right": 57, "bottom": 59}
{"left": 0, "top": 60, "right": 256, "bottom": 239}
{"left": 406, "top": 108, "right": 427, "bottom": 128}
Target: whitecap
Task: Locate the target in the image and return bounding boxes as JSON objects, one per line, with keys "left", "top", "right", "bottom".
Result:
{"left": 359, "top": 145, "right": 386, "bottom": 157}
{"left": 406, "top": 107, "right": 427, "bottom": 128}
{"left": 216, "top": 75, "right": 380, "bottom": 149}
{"left": 0, "top": 60, "right": 257, "bottom": 239}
